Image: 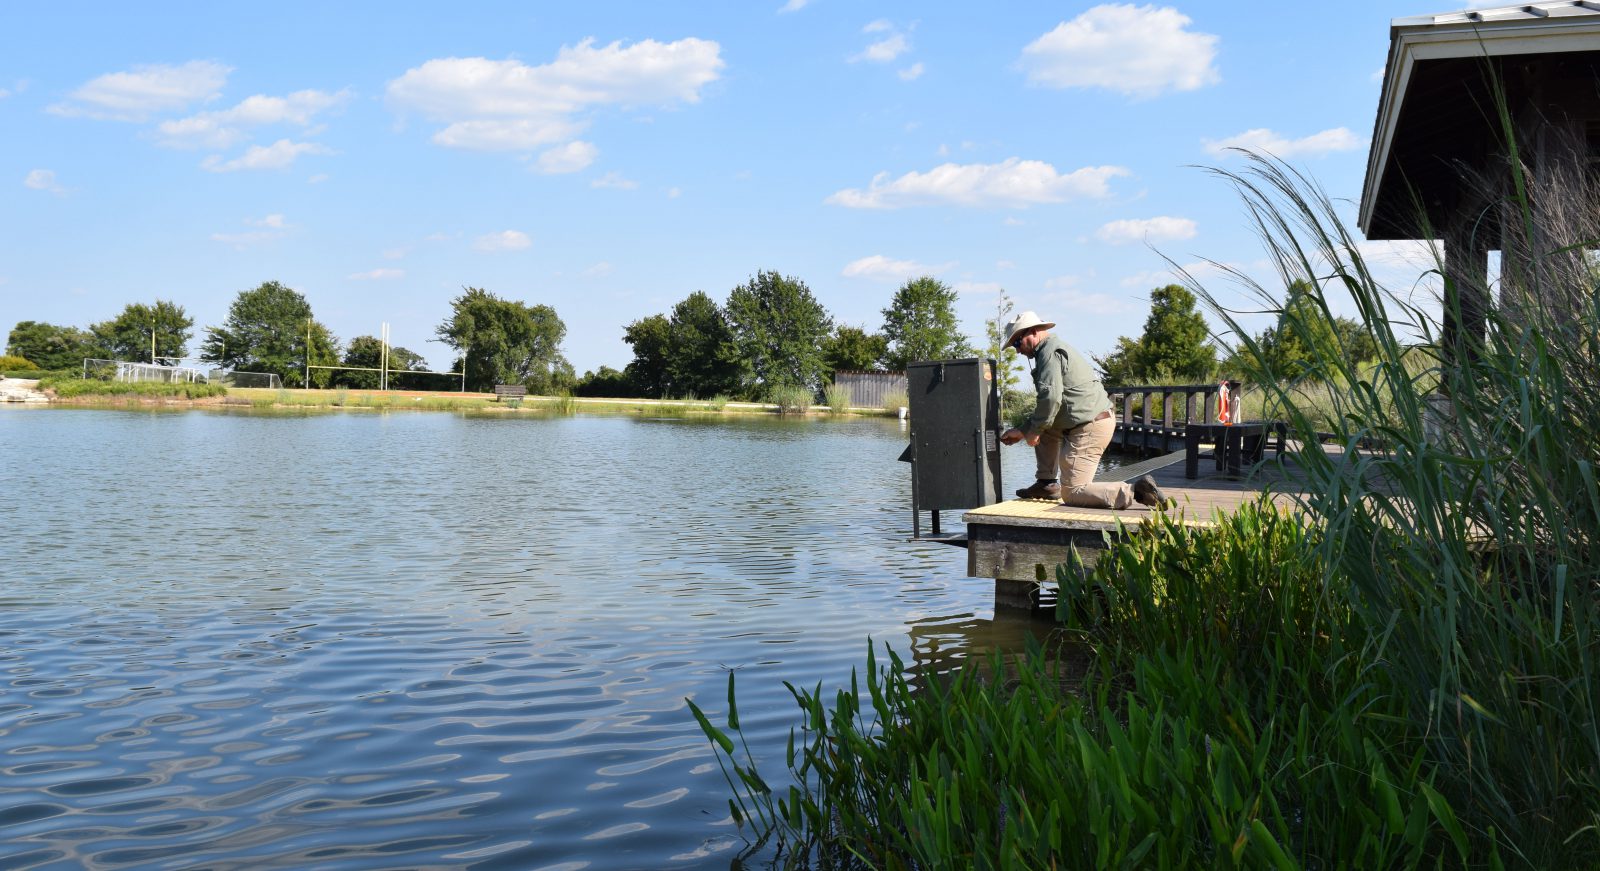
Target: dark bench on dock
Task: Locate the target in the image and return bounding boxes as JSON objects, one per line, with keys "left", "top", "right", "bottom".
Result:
{"left": 1184, "top": 421, "right": 1287, "bottom": 478}
{"left": 493, "top": 384, "right": 527, "bottom": 403}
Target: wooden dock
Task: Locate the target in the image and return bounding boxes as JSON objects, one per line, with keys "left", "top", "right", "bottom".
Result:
{"left": 962, "top": 447, "right": 1309, "bottom": 609}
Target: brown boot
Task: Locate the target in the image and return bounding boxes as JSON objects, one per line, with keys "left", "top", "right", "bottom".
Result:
{"left": 1132, "top": 475, "right": 1173, "bottom": 509}
{"left": 1015, "top": 480, "right": 1061, "bottom": 500}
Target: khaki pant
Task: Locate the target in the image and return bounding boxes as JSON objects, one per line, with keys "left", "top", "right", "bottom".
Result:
{"left": 1035, "top": 414, "right": 1134, "bottom": 509}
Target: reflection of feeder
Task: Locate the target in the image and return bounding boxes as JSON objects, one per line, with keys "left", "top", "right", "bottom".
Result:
{"left": 897, "top": 358, "right": 1002, "bottom": 542}
{"left": 903, "top": 610, "right": 1089, "bottom": 695}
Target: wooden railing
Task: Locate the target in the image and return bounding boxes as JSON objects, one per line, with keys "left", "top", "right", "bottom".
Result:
{"left": 1103, "top": 381, "right": 1242, "bottom": 455}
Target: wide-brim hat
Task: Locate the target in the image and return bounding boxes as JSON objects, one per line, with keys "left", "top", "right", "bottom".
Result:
{"left": 1003, "top": 310, "right": 1055, "bottom": 348}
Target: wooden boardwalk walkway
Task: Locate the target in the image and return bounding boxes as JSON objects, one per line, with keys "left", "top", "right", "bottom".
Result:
{"left": 962, "top": 447, "right": 1311, "bottom": 608}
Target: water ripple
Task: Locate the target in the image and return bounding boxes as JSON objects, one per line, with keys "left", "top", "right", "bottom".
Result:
{"left": 0, "top": 409, "right": 1078, "bottom": 869}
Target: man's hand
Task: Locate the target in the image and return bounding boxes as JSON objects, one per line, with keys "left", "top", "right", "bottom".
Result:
{"left": 1000, "top": 427, "right": 1024, "bottom": 446}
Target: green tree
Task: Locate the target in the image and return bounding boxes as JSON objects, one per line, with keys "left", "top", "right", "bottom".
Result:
{"left": 1134, "top": 285, "right": 1216, "bottom": 380}
{"left": 882, "top": 276, "right": 968, "bottom": 370}
{"left": 1224, "top": 282, "right": 1379, "bottom": 380}
{"left": 822, "top": 324, "right": 889, "bottom": 380}
{"left": 574, "top": 365, "right": 634, "bottom": 398}
{"left": 199, "top": 281, "right": 339, "bottom": 387}
{"left": 1256, "top": 279, "right": 1384, "bottom": 378}
{"left": 435, "top": 287, "right": 570, "bottom": 393}
{"left": 5, "top": 321, "right": 101, "bottom": 370}
{"left": 623, "top": 314, "right": 673, "bottom": 398}
{"left": 725, "top": 270, "right": 834, "bottom": 397}
{"left": 667, "top": 291, "right": 745, "bottom": 398}
{"left": 335, "top": 335, "right": 427, "bottom": 389}
{"left": 90, "top": 299, "right": 194, "bottom": 364}
{"left": 1093, "top": 285, "right": 1216, "bottom": 383}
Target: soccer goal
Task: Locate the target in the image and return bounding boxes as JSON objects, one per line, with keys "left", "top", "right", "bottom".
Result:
{"left": 83, "top": 358, "right": 207, "bottom": 383}
{"left": 217, "top": 370, "right": 283, "bottom": 389}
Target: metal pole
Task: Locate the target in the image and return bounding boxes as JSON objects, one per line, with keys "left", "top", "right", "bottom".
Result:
{"left": 380, "top": 322, "right": 388, "bottom": 391}
{"left": 305, "top": 318, "right": 311, "bottom": 389}
{"left": 460, "top": 346, "right": 467, "bottom": 393}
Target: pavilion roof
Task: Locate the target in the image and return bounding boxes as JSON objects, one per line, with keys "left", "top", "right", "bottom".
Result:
{"left": 1361, "top": 2, "right": 1600, "bottom": 239}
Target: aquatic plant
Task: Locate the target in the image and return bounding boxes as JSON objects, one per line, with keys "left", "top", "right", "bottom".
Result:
{"left": 822, "top": 382, "right": 850, "bottom": 415}
{"left": 770, "top": 385, "right": 815, "bottom": 415}
{"left": 1186, "top": 152, "right": 1600, "bottom": 865}
{"left": 39, "top": 377, "right": 227, "bottom": 400}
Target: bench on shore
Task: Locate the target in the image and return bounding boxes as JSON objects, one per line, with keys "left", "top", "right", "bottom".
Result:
{"left": 493, "top": 384, "right": 527, "bottom": 403}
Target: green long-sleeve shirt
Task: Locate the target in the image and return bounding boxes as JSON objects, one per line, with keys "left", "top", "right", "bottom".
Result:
{"left": 1023, "top": 333, "right": 1112, "bottom": 435}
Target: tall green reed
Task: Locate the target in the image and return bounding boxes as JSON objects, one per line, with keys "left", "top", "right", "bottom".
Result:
{"left": 1189, "top": 151, "right": 1599, "bottom": 863}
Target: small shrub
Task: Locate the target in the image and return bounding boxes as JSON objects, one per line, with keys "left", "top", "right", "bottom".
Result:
{"left": 332, "top": 388, "right": 349, "bottom": 407}
{"left": 770, "top": 384, "right": 814, "bottom": 415}
{"left": 822, "top": 382, "right": 850, "bottom": 414}
{"left": 708, "top": 394, "right": 730, "bottom": 411}
{"left": 0, "top": 355, "right": 39, "bottom": 372}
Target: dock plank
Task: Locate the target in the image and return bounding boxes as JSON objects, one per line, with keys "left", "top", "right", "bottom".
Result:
{"left": 962, "top": 449, "right": 1311, "bottom": 602}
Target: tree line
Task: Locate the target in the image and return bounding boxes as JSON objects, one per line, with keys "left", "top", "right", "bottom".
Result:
{"left": 4, "top": 281, "right": 571, "bottom": 392}
{"left": 1092, "top": 281, "right": 1379, "bottom": 386}
{"left": 10, "top": 273, "right": 1361, "bottom": 398}
{"left": 582, "top": 271, "right": 971, "bottom": 400}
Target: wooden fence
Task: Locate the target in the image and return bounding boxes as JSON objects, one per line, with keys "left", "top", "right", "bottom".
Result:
{"left": 835, "top": 370, "right": 908, "bottom": 409}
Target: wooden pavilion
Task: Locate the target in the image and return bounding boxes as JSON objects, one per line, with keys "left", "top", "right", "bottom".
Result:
{"left": 1361, "top": 1, "right": 1600, "bottom": 363}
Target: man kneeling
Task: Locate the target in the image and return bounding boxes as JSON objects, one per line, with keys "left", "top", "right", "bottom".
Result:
{"left": 998, "top": 310, "right": 1170, "bottom": 510}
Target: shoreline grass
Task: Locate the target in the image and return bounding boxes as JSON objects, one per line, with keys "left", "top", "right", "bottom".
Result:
{"left": 36, "top": 382, "right": 901, "bottom": 418}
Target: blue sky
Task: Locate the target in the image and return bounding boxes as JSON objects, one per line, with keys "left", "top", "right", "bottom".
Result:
{"left": 3, "top": 2, "right": 1457, "bottom": 375}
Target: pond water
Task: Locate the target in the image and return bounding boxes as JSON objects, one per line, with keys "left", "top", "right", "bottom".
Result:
{"left": 0, "top": 408, "right": 1076, "bottom": 869}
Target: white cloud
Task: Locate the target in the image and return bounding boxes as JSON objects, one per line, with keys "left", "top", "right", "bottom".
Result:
{"left": 855, "top": 34, "right": 909, "bottom": 63}
{"left": 1020, "top": 5, "right": 1220, "bottom": 99}
{"left": 591, "top": 171, "right": 637, "bottom": 190}
{"left": 202, "top": 139, "right": 331, "bottom": 172}
{"left": 348, "top": 268, "right": 405, "bottom": 281}
{"left": 898, "top": 62, "right": 925, "bottom": 81}
{"left": 1044, "top": 274, "right": 1081, "bottom": 290}
{"left": 210, "top": 213, "right": 291, "bottom": 248}
{"left": 0, "top": 88, "right": 9, "bottom": 99}
{"left": 1202, "top": 127, "right": 1364, "bottom": 159}
{"left": 535, "top": 140, "right": 598, "bottom": 174}
{"left": 385, "top": 38, "right": 724, "bottom": 153}
{"left": 863, "top": 19, "right": 894, "bottom": 33}
{"left": 307, "top": 173, "right": 330, "bottom": 184}
{"left": 996, "top": 259, "right": 1016, "bottom": 270}
{"left": 778, "top": 0, "right": 809, "bottom": 12}
{"left": 583, "top": 261, "right": 614, "bottom": 277}
{"left": 1094, "top": 215, "right": 1197, "bottom": 245}
{"left": 666, "top": 186, "right": 682, "bottom": 198}
{"left": 23, "top": 169, "right": 62, "bottom": 193}
{"left": 382, "top": 247, "right": 408, "bottom": 260}
{"left": 827, "top": 158, "right": 1129, "bottom": 209}
{"left": 50, "top": 60, "right": 231, "bottom": 121}
{"left": 474, "top": 230, "right": 532, "bottom": 252}
{"left": 155, "top": 88, "right": 350, "bottom": 149}
{"left": 1003, "top": 216, "right": 1025, "bottom": 226}
{"left": 841, "top": 255, "right": 956, "bottom": 281}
